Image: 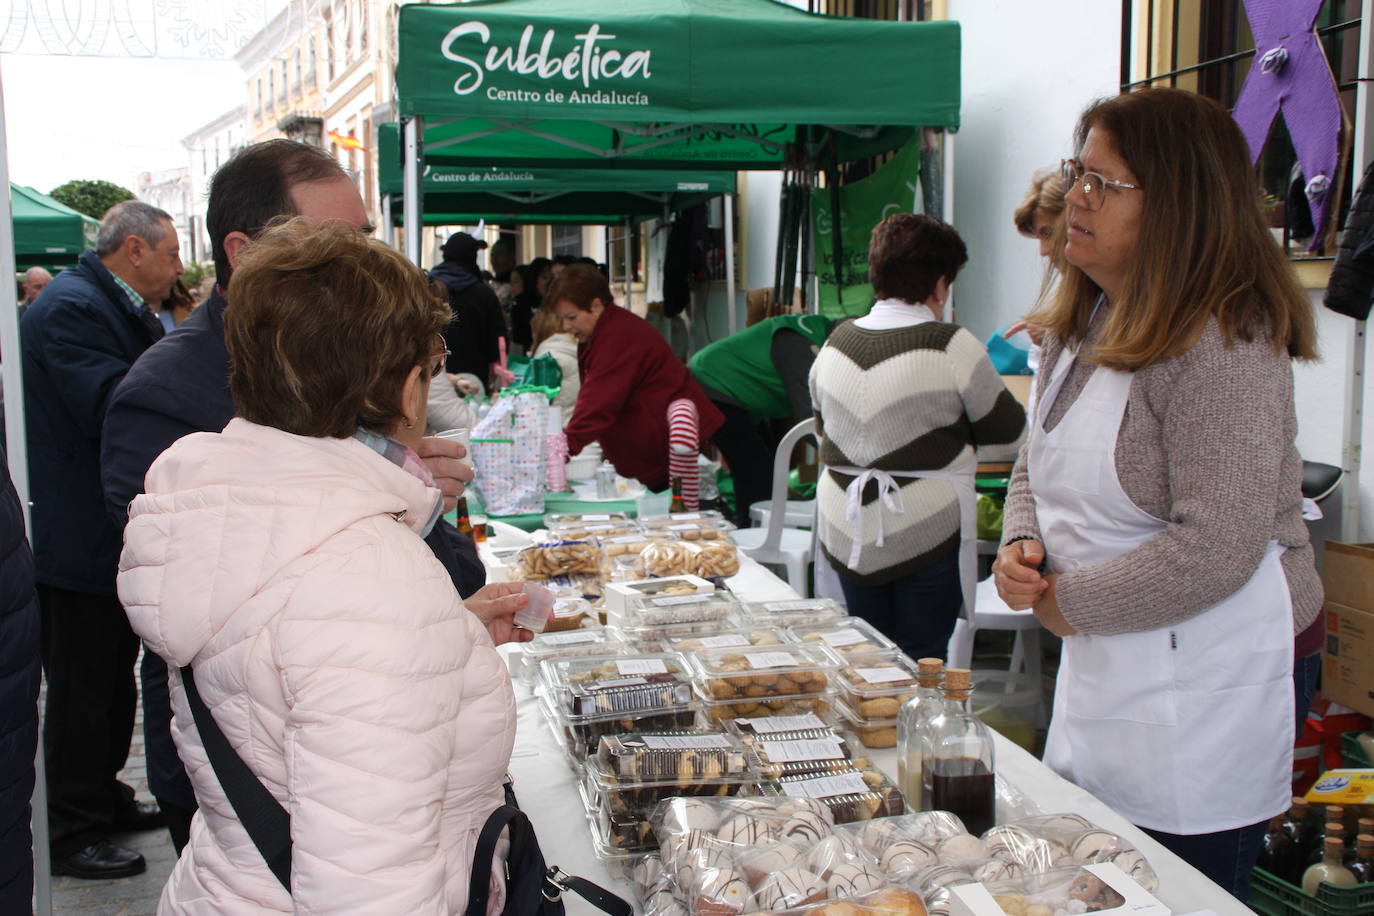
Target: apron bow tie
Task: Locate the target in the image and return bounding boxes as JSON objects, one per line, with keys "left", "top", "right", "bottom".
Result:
{"left": 843, "top": 468, "right": 906, "bottom": 568}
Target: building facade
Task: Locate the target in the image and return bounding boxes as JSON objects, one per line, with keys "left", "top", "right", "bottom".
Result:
{"left": 181, "top": 106, "right": 248, "bottom": 267}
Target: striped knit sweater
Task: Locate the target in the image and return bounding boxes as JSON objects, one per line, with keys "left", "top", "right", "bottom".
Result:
{"left": 809, "top": 320, "right": 1027, "bottom": 585}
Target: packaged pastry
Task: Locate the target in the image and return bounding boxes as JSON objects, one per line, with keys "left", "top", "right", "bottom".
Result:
{"left": 641, "top": 540, "right": 698, "bottom": 577}
{"left": 790, "top": 617, "right": 900, "bottom": 660}
{"left": 542, "top": 595, "right": 594, "bottom": 632}
{"left": 544, "top": 510, "right": 631, "bottom": 527}
{"left": 536, "top": 687, "right": 700, "bottom": 761}
{"left": 693, "top": 541, "right": 741, "bottom": 579}
{"left": 689, "top": 644, "right": 838, "bottom": 705}
{"left": 742, "top": 597, "right": 847, "bottom": 629}
{"left": 639, "top": 511, "right": 733, "bottom": 541}
{"left": 949, "top": 863, "right": 1158, "bottom": 916}
{"left": 515, "top": 539, "right": 601, "bottom": 579}
{"left": 548, "top": 518, "right": 639, "bottom": 541}
{"left": 604, "top": 574, "right": 718, "bottom": 618}
{"left": 509, "top": 626, "right": 626, "bottom": 683}
{"left": 762, "top": 762, "right": 905, "bottom": 824}
{"left": 657, "top": 626, "right": 789, "bottom": 653}
{"left": 699, "top": 691, "right": 837, "bottom": 726}
{"left": 835, "top": 653, "right": 922, "bottom": 719}
{"left": 616, "top": 591, "right": 740, "bottom": 629}
{"left": 540, "top": 653, "right": 693, "bottom": 717}
{"left": 738, "top": 726, "right": 859, "bottom": 779}
{"left": 726, "top": 710, "right": 835, "bottom": 736}
{"left": 831, "top": 696, "right": 899, "bottom": 749}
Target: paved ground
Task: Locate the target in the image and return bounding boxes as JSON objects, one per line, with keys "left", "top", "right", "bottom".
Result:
{"left": 38, "top": 651, "right": 177, "bottom": 915}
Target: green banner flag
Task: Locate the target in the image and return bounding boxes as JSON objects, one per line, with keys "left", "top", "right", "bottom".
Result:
{"left": 812, "top": 141, "right": 922, "bottom": 319}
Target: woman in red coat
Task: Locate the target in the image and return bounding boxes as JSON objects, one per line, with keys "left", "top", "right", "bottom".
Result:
{"left": 548, "top": 265, "right": 722, "bottom": 492}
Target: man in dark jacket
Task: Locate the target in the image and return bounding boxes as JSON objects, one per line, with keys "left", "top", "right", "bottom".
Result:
{"left": 0, "top": 450, "right": 40, "bottom": 911}
{"left": 22, "top": 200, "right": 182, "bottom": 879}
{"left": 102, "top": 139, "right": 488, "bottom": 855}
{"left": 431, "top": 232, "right": 505, "bottom": 387}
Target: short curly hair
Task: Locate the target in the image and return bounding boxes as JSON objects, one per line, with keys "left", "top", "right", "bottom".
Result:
{"left": 868, "top": 214, "right": 968, "bottom": 304}
{"left": 226, "top": 218, "right": 452, "bottom": 438}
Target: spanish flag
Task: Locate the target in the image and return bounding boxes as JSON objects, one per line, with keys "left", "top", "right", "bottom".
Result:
{"left": 328, "top": 130, "right": 367, "bottom": 152}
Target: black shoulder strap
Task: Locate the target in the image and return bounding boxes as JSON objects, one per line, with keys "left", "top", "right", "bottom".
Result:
{"left": 180, "top": 665, "right": 293, "bottom": 891}
{"left": 466, "top": 805, "right": 520, "bottom": 916}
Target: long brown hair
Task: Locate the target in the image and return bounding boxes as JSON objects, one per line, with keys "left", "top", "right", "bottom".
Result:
{"left": 1029, "top": 88, "right": 1316, "bottom": 368}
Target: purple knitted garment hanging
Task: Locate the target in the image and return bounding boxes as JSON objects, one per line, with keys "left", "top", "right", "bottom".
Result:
{"left": 1231, "top": 0, "right": 1344, "bottom": 251}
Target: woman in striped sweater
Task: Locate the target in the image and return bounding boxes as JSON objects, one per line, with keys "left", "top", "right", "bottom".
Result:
{"left": 810, "top": 214, "right": 1026, "bottom": 660}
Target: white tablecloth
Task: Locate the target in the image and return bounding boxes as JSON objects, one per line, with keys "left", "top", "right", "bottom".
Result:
{"left": 497, "top": 555, "right": 1253, "bottom": 915}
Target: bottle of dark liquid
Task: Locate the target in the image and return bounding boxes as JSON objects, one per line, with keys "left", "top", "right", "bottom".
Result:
{"left": 1285, "top": 798, "right": 1319, "bottom": 863}
{"left": 1349, "top": 835, "right": 1374, "bottom": 883}
{"left": 920, "top": 668, "right": 995, "bottom": 835}
{"left": 669, "top": 476, "right": 685, "bottom": 514}
{"left": 454, "top": 496, "right": 474, "bottom": 539}
{"left": 1258, "top": 815, "right": 1301, "bottom": 884}
{"left": 1308, "top": 822, "right": 1348, "bottom": 867}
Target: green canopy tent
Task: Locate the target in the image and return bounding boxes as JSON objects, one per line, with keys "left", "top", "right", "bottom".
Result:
{"left": 394, "top": 0, "right": 961, "bottom": 330}
{"left": 376, "top": 121, "right": 737, "bottom": 225}
{"left": 11, "top": 184, "right": 98, "bottom": 269}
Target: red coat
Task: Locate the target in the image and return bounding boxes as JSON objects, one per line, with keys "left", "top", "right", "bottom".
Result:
{"left": 564, "top": 304, "right": 722, "bottom": 491}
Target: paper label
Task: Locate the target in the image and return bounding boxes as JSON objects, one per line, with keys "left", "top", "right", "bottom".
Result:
{"left": 781, "top": 771, "right": 870, "bottom": 799}
{"left": 669, "top": 523, "right": 704, "bottom": 531}
{"left": 821, "top": 629, "right": 868, "bottom": 647}
{"left": 651, "top": 595, "right": 710, "bottom": 607}
{"left": 759, "top": 738, "right": 846, "bottom": 762}
{"left": 584, "top": 524, "right": 617, "bottom": 532}
{"left": 617, "top": 659, "right": 669, "bottom": 676}
{"left": 608, "top": 535, "right": 644, "bottom": 544}
{"left": 552, "top": 600, "right": 584, "bottom": 618}
{"left": 740, "top": 713, "right": 826, "bottom": 733}
{"left": 854, "top": 666, "right": 911, "bottom": 684}
{"left": 744, "top": 651, "right": 799, "bottom": 669}
{"left": 763, "top": 601, "right": 824, "bottom": 612}
{"left": 638, "top": 734, "right": 732, "bottom": 750}
{"left": 540, "top": 631, "right": 602, "bottom": 646}
{"left": 590, "top": 677, "right": 647, "bottom": 691}
{"left": 582, "top": 514, "right": 612, "bottom": 521}
{"left": 669, "top": 512, "right": 702, "bottom": 520}
{"left": 696, "top": 634, "right": 750, "bottom": 648}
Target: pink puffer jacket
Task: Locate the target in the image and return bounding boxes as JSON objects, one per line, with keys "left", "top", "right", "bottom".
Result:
{"left": 119, "top": 419, "right": 514, "bottom": 914}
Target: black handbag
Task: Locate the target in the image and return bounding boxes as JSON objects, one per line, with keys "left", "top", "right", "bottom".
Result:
{"left": 181, "top": 665, "right": 631, "bottom": 915}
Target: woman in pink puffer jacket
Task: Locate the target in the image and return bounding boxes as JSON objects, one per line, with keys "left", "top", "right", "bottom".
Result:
{"left": 118, "top": 221, "right": 521, "bottom": 914}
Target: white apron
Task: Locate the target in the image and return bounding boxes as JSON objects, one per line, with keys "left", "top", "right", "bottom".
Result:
{"left": 1031, "top": 346, "right": 1293, "bottom": 835}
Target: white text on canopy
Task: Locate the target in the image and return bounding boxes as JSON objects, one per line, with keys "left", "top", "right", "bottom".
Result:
{"left": 441, "top": 21, "right": 653, "bottom": 96}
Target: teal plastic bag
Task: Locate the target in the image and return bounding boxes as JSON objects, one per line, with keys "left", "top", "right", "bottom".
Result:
{"left": 507, "top": 353, "right": 563, "bottom": 390}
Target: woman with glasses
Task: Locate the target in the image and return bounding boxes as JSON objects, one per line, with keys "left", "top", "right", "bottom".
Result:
{"left": 993, "top": 88, "right": 1320, "bottom": 900}
{"left": 117, "top": 219, "right": 531, "bottom": 913}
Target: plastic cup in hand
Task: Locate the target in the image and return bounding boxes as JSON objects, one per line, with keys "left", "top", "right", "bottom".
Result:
{"left": 435, "top": 427, "right": 471, "bottom": 468}
{"left": 515, "top": 581, "right": 555, "bottom": 633}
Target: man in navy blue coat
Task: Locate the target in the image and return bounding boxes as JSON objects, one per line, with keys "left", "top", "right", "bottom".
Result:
{"left": 0, "top": 450, "right": 40, "bottom": 912}
{"left": 102, "top": 140, "right": 488, "bottom": 855}
{"left": 22, "top": 200, "right": 183, "bottom": 879}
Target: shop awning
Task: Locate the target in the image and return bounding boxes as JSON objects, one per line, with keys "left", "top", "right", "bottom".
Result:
{"left": 11, "top": 184, "right": 98, "bottom": 267}
{"left": 395, "top": 0, "right": 960, "bottom": 169}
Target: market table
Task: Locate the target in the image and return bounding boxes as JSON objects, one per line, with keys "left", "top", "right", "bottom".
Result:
{"left": 492, "top": 554, "right": 1251, "bottom": 916}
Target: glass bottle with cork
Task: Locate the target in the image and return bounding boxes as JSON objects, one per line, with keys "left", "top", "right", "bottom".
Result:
{"left": 920, "top": 667, "right": 996, "bottom": 835}
{"left": 897, "top": 657, "right": 946, "bottom": 810}
{"left": 1302, "top": 838, "right": 1358, "bottom": 894}
{"left": 1349, "top": 834, "right": 1374, "bottom": 882}
{"left": 1258, "top": 815, "right": 1302, "bottom": 884}
{"left": 1284, "top": 797, "right": 1319, "bottom": 862}
{"left": 1308, "top": 821, "right": 1348, "bottom": 867}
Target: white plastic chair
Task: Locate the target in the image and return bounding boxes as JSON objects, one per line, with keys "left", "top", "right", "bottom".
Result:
{"left": 947, "top": 575, "right": 1046, "bottom": 726}
{"left": 731, "top": 418, "right": 818, "bottom": 596}
{"left": 749, "top": 499, "right": 816, "bottom": 529}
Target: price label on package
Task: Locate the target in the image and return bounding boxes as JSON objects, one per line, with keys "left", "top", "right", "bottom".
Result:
{"left": 651, "top": 595, "right": 710, "bottom": 607}
{"left": 821, "top": 629, "right": 868, "bottom": 648}
{"left": 638, "top": 734, "right": 732, "bottom": 750}
{"left": 669, "top": 512, "right": 702, "bottom": 520}
{"left": 854, "top": 666, "right": 910, "bottom": 684}
{"left": 590, "top": 677, "right": 648, "bottom": 691}
{"left": 763, "top": 600, "right": 824, "bottom": 612}
{"left": 582, "top": 514, "right": 612, "bottom": 521}
{"left": 780, "top": 771, "right": 869, "bottom": 799}
{"left": 741, "top": 713, "right": 827, "bottom": 733}
{"left": 617, "top": 659, "right": 669, "bottom": 676}
{"left": 744, "top": 652, "right": 799, "bottom": 669}
{"left": 759, "top": 738, "right": 846, "bottom": 762}
{"left": 697, "top": 634, "right": 750, "bottom": 648}
{"left": 541, "top": 631, "right": 602, "bottom": 646}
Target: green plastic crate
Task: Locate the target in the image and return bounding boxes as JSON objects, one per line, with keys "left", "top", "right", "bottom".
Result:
{"left": 1343, "top": 730, "right": 1372, "bottom": 769}
{"left": 1249, "top": 867, "right": 1374, "bottom": 916}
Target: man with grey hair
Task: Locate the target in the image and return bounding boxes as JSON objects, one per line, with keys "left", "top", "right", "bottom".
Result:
{"left": 19, "top": 198, "right": 180, "bottom": 879}
{"left": 19, "top": 266, "right": 51, "bottom": 312}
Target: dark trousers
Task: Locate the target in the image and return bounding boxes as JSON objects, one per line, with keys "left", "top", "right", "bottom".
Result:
{"left": 711, "top": 400, "right": 774, "bottom": 528}
{"left": 141, "top": 649, "right": 198, "bottom": 853}
{"left": 1137, "top": 651, "right": 1324, "bottom": 901}
{"left": 37, "top": 584, "right": 140, "bottom": 857}
{"left": 838, "top": 544, "right": 963, "bottom": 661}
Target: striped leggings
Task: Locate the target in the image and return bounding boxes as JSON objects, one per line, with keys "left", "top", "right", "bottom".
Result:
{"left": 666, "top": 398, "right": 699, "bottom": 511}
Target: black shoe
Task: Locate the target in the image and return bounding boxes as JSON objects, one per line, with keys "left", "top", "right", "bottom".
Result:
{"left": 51, "top": 839, "right": 146, "bottom": 879}
{"left": 112, "top": 799, "right": 165, "bottom": 832}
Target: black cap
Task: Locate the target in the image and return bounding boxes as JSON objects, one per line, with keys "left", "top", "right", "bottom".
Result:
{"left": 441, "top": 232, "right": 487, "bottom": 263}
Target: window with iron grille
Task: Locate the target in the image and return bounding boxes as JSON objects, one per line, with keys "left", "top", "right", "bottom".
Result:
{"left": 1122, "top": 0, "right": 1362, "bottom": 254}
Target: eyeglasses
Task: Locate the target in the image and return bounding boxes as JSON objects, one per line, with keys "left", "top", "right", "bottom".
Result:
{"left": 1061, "top": 158, "right": 1143, "bottom": 212}
{"left": 428, "top": 338, "right": 451, "bottom": 380}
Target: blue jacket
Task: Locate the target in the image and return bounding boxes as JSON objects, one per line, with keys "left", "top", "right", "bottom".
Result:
{"left": 103, "top": 290, "right": 488, "bottom": 809}
{"left": 21, "top": 251, "right": 162, "bottom": 595}
{"left": 0, "top": 451, "right": 38, "bottom": 912}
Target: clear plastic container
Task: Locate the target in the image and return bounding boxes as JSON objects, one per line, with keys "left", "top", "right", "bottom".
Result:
{"left": 539, "top": 653, "right": 694, "bottom": 718}
{"left": 741, "top": 597, "right": 847, "bottom": 629}
{"left": 697, "top": 691, "right": 838, "bottom": 726}
{"left": 788, "top": 617, "right": 899, "bottom": 661}
{"left": 594, "top": 730, "right": 752, "bottom": 780}
{"left": 509, "top": 626, "right": 626, "bottom": 684}
{"left": 613, "top": 612, "right": 748, "bottom": 652}
{"left": 639, "top": 509, "right": 731, "bottom": 527}
{"left": 737, "top": 725, "right": 861, "bottom": 778}
{"left": 688, "top": 643, "right": 839, "bottom": 703}
{"left": 691, "top": 541, "right": 740, "bottom": 580}
{"left": 544, "top": 510, "right": 632, "bottom": 528}
{"left": 656, "top": 626, "right": 790, "bottom": 654}
{"left": 760, "top": 763, "right": 905, "bottom": 823}
{"left": 535, "top": 684, "right": 702, "bottom": 761}
{"left": 547, "top": 518, "right": 639, "bottom": 541}
{"left": 593, "top": 530, "right": 679, "bottom": 578}
{"left": 725, "top": 709, "right": 837, "bottom": 736}
{"left": 609, "top": 590, "right": 739, "bottom": 629}
{"left": 638, "top": 540, "right": 698, "bottom": 577}
{"left": 834, "top": 652, "right": 923, "bottom": 719}
{"left": 541, "top": 595, "right": 594, "bottom": 633}
{"left": 638, "top": 511, "right": 734, "bottom": 541}
{"left": 832, "top": 696, "right": 900, "bottom": 749}
{"left": 514, "top": 539, "right": 602, "bottom": 579}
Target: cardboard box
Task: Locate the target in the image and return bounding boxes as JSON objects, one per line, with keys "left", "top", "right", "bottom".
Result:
{"left": 1303, "top": 768, "right": 1374, "bottom": 806}
{"left": 604, "top": 574, "right": 714, "bottom": 616}
{"left": 1322, "top": 542, "right": 1374, "bottom": 718}
{"left": 949, "top": 862, "right": 1169, "bottom": 916}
